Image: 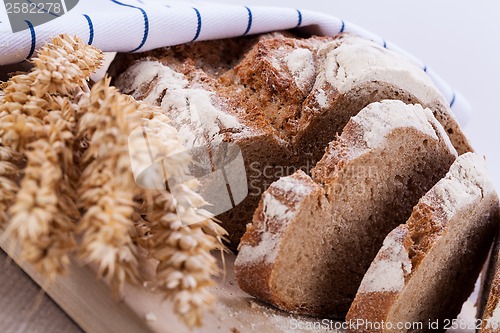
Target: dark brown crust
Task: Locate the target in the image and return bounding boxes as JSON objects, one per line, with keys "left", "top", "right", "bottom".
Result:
{"left": 406, "top": 187, "right": 497, "bottom": 276}
{"left": 345, "top": 224, "right": 409, "bottom": 333}
{"left": 230, "top": 35, "right": 331, "bottom": 140}
{"left": 235, "top": 199, "right": 276, "bottom": 303}
{"left": 108, "top": 34, "right": 269, "bottom": 81}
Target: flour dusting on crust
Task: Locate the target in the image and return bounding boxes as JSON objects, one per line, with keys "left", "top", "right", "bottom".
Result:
{"left": 236, "top": 173, "right": 316, "bottom": 266}
{"left": 423, "top": 152, "right": 494, "bottom": 220}
{"left": 352, "top": 100, "right": 440, "bottom": 149}
{"left": 285, "top": 48, "right": 315, "bottom": 94}
{"left": 237, "top": 232, "right": 280, "bottom": 265}
{"left": 271, "top": 175, "right": 315, "bottom": 197}
{"left": 320, "top": 35, "right": 446, "bottom": 107}
{"left": 116, "top": 60, "right": 246, "bottom": 149}
{"left": 358, "top": 225, "right": 412, "bottom": 293}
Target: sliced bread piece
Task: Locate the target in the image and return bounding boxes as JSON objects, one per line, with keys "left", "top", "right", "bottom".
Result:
{"left": 347, "top": 152, "right": 499, "bottom": 333}
{"left": 112, "top": 33, "right": 471, "bottom": 248}
{"left": 479, "top": 231, "right": 500, "bottom": 332}
{"left": 234, "top": 100, "right": 457, "bottom": 317}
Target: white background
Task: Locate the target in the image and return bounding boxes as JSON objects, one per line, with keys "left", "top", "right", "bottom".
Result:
{"left": 206, "top": 0, "right": 500, "bottom": 190}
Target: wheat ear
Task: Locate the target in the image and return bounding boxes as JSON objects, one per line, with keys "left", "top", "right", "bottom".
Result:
{"left": 76, "top": 78, "right": 144, "bottom": 293}
{"left": 139, "top": 111, "right": 228, "bottom": 327}
{"left": 1, "top": 35, "right": 228, "bottom": 327}
{"left": 0, "top": 35, "right": 103, "bottom": 276}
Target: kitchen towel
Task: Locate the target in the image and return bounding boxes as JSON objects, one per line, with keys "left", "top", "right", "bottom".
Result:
{"left": 0, "top": 0, "right": 471, "bottom": 124}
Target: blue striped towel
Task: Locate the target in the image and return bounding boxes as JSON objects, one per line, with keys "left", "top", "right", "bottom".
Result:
{"left": 0, "top": 0, "right": 471, "bottom": 124}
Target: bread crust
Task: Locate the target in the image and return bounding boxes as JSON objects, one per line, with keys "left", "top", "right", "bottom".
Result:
{"left": 347, "top": 153, "right": 499, "bottom": 333}
{"left": 235, "top": 101, "right": 458, "bottom": 317}
{"left": 111, "top": 33, "right": 472, "bottom": 248}
{"left": 479, "top": 224, "right": 500, "bottom": 333}
{"left": 235, "top": 170, "right": 324, "bottom": 309}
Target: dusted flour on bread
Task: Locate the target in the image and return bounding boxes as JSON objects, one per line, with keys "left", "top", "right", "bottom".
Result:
{"left": 284, "top": 48, "right": 316, "bottom": 94}
{"left": 237, "top": 232, "right": 279, "bottom": 265}
{"left": 111, "top": 32, "right": 472, "bottom": 248}
{"left": 262, "top": 193, "right": 296, "bottom": 221}
{"left": 352, "top": 100, "right": 438, "bottom": 148}
{"left": 235, "top": 100, "right": 457, "bottom": 318}
{"left": 357, "top": 225, "right": 412, "bottom": 293}
{"left": 320, "top": 36, "right": 445, "bottom": 105}
{"left": 426, "top": 152, "right": 496, "bottom": 220}
{"left": 270, "top": 173, "right": 316, "bottom": 196}
{"left": 347, "top": 153, "right": 499, "bottom": 333}
{"left": 117, "top": 60, "right": 247, "bottom": 149}
{"left": 236, "top": 172, "right": 317, "bottom": 266}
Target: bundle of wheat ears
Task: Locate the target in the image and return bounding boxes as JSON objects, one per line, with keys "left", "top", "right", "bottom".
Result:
{"left": 0, "top": 34, "right": 228, "bottom": 327}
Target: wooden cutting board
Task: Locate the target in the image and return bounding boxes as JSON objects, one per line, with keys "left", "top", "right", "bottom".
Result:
{"left": 1, "top": 234, "right": 479, "bottom": 333}
{"left": 1, "top": 235, "right": 344, "bottom": 333}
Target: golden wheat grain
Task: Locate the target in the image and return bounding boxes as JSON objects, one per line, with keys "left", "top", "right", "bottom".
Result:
{"left": 0, "top": 35, "right": 103, "bottom": 276}
{"left": 76, "top": 78, "right": 143, "bottom": 294}
{"left": 1, "top": 34, "right": 228, "bottom": 328}
{"left": 139, "top": 109, "right": 228, "bottom": 327}
{"left": 7, "top": 138, "right": 75, "bottom": 278}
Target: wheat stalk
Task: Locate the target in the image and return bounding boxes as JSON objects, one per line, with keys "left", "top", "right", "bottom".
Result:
{"left": 76, "top": 78, "right": 144, "bottom": 293}
{"left": 8, "top": 98, "right": 80, "bottom": 277}
{"left": 8, "top": 136, "right": 75, "bottom": 278}
{"left": 0, "top": 146, "right": 20, "bottom": 227}
{"left": 77, "top": 77, "right": 227, "bottom": 326}
{"left": 0, "top": 34, "right": 228, "bottom": 327}
{"left": 0, "top": 35, "right": 103, "bottom": 276}
{"left": 139, "top": 112, "right": 228, "bottom": 327}
{"left": 146, "top": 189, "right": 227, "bottom": 327}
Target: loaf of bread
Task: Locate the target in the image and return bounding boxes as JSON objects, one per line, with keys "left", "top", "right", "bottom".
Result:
{"left": 110, "top": 33, "right": 471, "bottom": 248}
{"left": 479, "top": 233, "right": 500, "bottom": 333}
{"left": 346, "top": 152, "right": 499, "bottom": 333}
{"left": 234, "top": 100, "right": 457, "bottom": 317}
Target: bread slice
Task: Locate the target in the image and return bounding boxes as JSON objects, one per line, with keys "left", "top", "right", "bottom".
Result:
{"left": 346, "top": 152, "right": 499, "bottom": 333}
{"left": 234, "top": 100, "right": 457, "bottom": 317}
{"left": 479, "top": 232, "right": 500, "bottom": 332}
{"left": 111, "top": 33, "right": 471, "bottom": 247}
